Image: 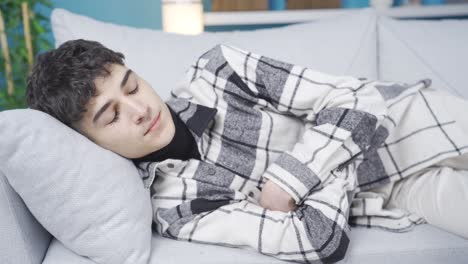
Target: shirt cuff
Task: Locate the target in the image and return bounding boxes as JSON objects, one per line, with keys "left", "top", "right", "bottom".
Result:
{"left": 263, "top": 152, "right": 321, "bottom": 203}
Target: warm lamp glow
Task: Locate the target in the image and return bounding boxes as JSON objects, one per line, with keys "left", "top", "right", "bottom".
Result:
{"left": 162, "top": 0, "right": 204, "bottom": 35}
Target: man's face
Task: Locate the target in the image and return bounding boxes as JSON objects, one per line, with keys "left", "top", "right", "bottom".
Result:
{"left": 74, "top": 63, "right": 175, "bottom": 159}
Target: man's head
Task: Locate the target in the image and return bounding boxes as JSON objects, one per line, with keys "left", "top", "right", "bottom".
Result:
{"left": 26, "top": 39, "right": 175, "bottom": 159}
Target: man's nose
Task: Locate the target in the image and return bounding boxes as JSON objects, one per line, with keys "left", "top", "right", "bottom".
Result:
{"left": 126, "top": 100, "right": 149, "bottom": 124}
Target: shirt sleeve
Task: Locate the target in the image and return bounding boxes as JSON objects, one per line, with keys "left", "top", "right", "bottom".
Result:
{"left": 219, "top": 44, "right": 388, "bottom": 204}
{"left": 155, "top": 177, "right": 351, "bottom": 263}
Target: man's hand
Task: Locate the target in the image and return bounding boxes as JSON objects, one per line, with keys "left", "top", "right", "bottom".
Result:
{"left": 259, "top": 180, "right": 297, "bottom": 212}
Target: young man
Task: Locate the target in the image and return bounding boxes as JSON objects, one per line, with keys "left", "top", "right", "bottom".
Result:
{"left": 27, "top": 39, "right": 468, "bottom": 263}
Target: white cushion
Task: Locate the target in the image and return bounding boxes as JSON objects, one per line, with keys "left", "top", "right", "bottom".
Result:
{"left": 51, "top": 8, "right": 378, "bottom": 100}
{"left": 42, "top": 224, "right": 468, "bottom": 264}
{"left": 0, "top": 109, "right": 153, "bottom": 264}
{"left": 378, "top": 17, "right": 468, "bottom": 99}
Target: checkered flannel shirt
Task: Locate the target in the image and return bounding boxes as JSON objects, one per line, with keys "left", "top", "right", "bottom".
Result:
{"left": 135, "top": 44, "right": 468, "bottom": 263}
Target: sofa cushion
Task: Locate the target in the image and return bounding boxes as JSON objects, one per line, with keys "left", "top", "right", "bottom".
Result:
{"left": 378, "top": 17, "right": 468, "bottom": 99}
{"left": 51, "top": 8, "right": 378, "bottom": 100}
{"left": 0, "top": 109, "right": 152, "bottom": 264}
{"left": 42, "top": 224, "right": 468, "bottom": 264}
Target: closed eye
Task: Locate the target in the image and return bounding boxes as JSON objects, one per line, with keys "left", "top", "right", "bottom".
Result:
{"left": 129, "top": 84, "right": 139, "bottom": 94}
{"left": 109, "top": 84, "right": 138, "bottom": 125}
{"left": 109, "top": 105, "right": 120, "bottom": 125}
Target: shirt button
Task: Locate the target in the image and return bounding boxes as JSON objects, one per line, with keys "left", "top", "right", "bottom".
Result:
{"left": 248, "top": 191, "right": 255, "bottom": 198}
{"left": 208, "top": 168, "right": 216, "bottom": 175}
{"left": 167, "top": 163, "right": 174, "bottom": 168}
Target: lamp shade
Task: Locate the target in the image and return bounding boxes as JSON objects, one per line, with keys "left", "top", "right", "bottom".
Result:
{"left": 162, "top": 0, "right": 204, "bottom": 35}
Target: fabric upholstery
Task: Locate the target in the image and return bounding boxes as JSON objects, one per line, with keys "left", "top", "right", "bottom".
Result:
{"left": 0, "top": 109, "right": 153, "bottom": 264}
{"left": 51, "top": 8, "right": 378, "bottom": 100}
{"left": 0, "top": 171, "right": 51, "bottom": 264}
{"left": 42, "top": 224, "right": 468, "bottom": 264}
{"left": 378, "top": 17, "right": 468, "bottom": 99}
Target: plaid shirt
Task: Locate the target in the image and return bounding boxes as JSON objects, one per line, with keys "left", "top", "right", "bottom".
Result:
{"left": 136, "top": 44, "right": 468, "bottom": 263}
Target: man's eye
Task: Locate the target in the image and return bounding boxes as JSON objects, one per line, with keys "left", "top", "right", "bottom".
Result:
{"left": 110, "top": 110, "right": 120, "bottom": 124}
{"left": 129, "top": 84, "right": 139, "bottom": 94}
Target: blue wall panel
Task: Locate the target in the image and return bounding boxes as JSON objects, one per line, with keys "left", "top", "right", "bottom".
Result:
{"left": 37, "top": 0, "right": 162, "bottom": 45}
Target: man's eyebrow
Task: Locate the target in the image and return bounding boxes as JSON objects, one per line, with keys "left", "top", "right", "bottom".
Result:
{"left": 120, "top": 69, "right": 132, "bottom": 88}
{"left": 92, "top": 69, "right": 133, "bottom": 124}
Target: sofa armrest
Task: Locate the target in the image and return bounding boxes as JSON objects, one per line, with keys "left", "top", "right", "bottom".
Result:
{"left": 0, "top": 171, "right": 52, "bottom": 264}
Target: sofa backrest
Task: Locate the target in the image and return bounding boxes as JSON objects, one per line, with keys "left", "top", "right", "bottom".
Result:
{"left": 0, "top": 171, "right": 51, "bottom": 264}
{"left": 51, "top": 8, "right": 379, "bottom": 100}
{"left": 378, "top": 17, "right": 468, "bottom": 99}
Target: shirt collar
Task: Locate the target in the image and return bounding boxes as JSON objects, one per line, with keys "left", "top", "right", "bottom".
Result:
{"left": 165, "top": 97, "right": 217, "bottom": 142}
{"left": 136, "top": 97, "right": 217, "bottom": 189}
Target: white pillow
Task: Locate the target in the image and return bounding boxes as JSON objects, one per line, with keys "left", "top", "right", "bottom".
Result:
{"left": 378, "top": 17, "right": 468, "bottom": 99}
{"left": 0, "top": 109, "right": 152, "bottom": 264}
{"left": 51, "top": 8, "right": 378, "bottom": 100}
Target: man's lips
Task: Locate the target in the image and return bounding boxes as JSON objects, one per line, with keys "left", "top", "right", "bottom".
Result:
{"left": 145, "top": 112, "right": 160, "bottom": 136}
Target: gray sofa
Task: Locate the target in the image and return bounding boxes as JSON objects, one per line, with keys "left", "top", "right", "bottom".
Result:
{"left": 2, "top": 169, "right": 468, "bottom": 263}
{"left": 2, "top": 7, "right": 468, "bottom": 264}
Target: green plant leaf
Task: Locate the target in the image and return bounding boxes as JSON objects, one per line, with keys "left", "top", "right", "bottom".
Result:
{"left": 35, "top": 13, "right": 48, "bottom": 21}
{"left": 19, "top": 47, "right": 28, "bottom": 58}
{"left": 31, "top": 19, "right": 45, "bottom": 34}
{"left": 0, "top": 0, "right": 54, "bottom": 111}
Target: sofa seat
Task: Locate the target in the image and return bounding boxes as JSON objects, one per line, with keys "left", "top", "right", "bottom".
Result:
{"left": 43, "top": 224, "right": 468, "bottom": 264}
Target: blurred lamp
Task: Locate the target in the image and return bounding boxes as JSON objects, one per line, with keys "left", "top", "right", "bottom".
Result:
{"left": 162, "top": 0, "right": 204, "bottom": 35}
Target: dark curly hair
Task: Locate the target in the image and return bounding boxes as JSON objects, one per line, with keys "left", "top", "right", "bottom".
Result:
{"left": 26, "top": 39, "right": 125, "bottom": 128}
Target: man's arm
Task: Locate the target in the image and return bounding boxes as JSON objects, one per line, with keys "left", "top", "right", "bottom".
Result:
{"left": 156, "top": 177, "right": 351, "bottom": 263}
{"left": 219, "top": 44, "right": 388, "bottom": 205}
